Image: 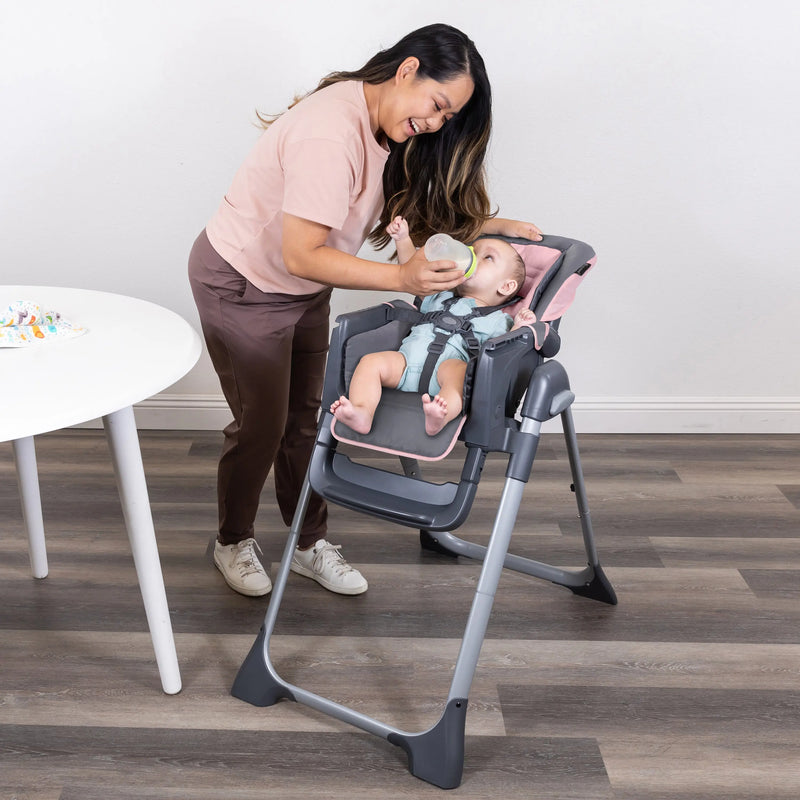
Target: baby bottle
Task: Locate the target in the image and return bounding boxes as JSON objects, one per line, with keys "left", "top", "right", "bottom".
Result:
{"left": 424, "top": 233, "right": 477, "bottom": 279}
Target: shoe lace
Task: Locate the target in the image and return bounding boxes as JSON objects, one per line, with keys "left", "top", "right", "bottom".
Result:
{"left": 313, "top": 542, "right": 354, "bottom": 577}
{"left": 235, "top": 539, "right": 264, "bottom": 577}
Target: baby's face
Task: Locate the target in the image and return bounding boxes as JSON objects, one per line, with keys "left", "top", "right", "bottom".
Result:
{"left": 460, "top": 239, "right": 520, "bottom": 298}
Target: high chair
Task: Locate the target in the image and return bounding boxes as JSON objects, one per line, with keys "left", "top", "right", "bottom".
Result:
{"left": 231, "top": 234, "right": 617, "bottom": 789}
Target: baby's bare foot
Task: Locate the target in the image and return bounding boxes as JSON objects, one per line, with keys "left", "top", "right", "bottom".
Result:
{"left": 331, "top": 395, "right": 373, "bottom": 434}
{"left": 422, "top": 393, "right": 449, "bottom": 436}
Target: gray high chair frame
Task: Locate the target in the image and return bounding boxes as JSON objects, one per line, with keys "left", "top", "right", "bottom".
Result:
{"left": 231, "top": 234, "right": 617, "bottom": 789}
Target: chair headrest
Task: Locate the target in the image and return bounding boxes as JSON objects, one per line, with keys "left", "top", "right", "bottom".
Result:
{"left": 475, "top": 234, "right": 596, "bottom": 321}
{"left": 508, "top": 241, "right": 564, "bottom": 300}
{"left": 474, "top": 235, "right": 562, "bottom": 317}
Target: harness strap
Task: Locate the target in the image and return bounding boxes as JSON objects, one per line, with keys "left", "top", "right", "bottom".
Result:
{"left": 418, "top": 330, "right": 455, "bottom": 395}
{"left": 416, "top": 295, "right": 516, "bottom": 396}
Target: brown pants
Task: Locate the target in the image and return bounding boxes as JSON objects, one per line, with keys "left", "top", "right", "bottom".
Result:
{"left": 188, "top": 230, "right": 329, "bottom": 548}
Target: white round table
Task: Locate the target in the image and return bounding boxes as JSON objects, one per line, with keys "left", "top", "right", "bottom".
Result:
{"left": 1, "top": 286, "right": 202, "bottom": 694}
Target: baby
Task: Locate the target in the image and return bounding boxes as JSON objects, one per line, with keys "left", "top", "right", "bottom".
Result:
{"left": 331, "top": 217, "right": 536, "bottom": 436}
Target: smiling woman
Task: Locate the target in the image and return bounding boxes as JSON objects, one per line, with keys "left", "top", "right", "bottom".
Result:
{"left": 187, "top": 22, "right": 543, "bottom": 604}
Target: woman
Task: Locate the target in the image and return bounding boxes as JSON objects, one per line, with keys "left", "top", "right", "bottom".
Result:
{"left": 189, "top": 23, "right": 542, "bottom": 598}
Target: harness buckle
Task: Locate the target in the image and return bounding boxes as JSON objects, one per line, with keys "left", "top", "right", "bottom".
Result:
{"left": 434, "top": 313, "right": 461, "bottom": 333}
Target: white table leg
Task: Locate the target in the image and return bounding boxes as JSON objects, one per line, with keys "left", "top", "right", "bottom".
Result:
{"left": 103, "top": 406, "right": 182, "bottom": 695}
{"left": 12, "top": 436, "right": 49, "bottom": 579}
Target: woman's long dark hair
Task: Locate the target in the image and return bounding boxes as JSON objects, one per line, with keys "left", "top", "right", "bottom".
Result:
{"left": 260, "top": 24, "right": 494, "bottom": 248}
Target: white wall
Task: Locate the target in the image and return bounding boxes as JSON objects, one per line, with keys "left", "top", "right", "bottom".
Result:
{"left": 2, "top": 0, "right": 798, "bottom": 432}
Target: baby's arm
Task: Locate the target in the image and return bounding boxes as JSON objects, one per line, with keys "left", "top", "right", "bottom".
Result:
{"left": 386, "top": 216, "right": 417, "bottom": 264}
{"left": 511, "top": 308, "right": 537, "bottom": 331}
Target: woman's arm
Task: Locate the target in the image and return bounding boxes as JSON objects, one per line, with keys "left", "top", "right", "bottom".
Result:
{"left": 282, "top": 213, "right": 465, "bottom": 296}
{"left": 480, "top": 217, "right": 543, "bottom": 241}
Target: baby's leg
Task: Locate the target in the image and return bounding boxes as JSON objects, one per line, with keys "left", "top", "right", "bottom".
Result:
{"left": 331, "top": 350, "right": 406, "bottom": 434}
{"left": 422, "top": 358, "right": 468, "bottom": 435}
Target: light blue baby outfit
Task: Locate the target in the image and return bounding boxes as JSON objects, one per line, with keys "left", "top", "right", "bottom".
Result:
{"left": 396, "top": 291, "right": 513, "bottom": 396}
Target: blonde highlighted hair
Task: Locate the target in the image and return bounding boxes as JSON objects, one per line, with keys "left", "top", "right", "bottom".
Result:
{"left": 258, "top": 24, "right": 495, "bottom": 248}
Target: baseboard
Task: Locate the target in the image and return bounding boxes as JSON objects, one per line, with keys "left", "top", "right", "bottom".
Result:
{"left": 72, "top": 394, "right": 800, "bottom": 434}
{"left": 132, "top": 394, "right": 236, "bottom": 431}
{"left": 71, "top": 394, "right": 234, "bottom": 432}
{"left": 558, "top": 396, "right": 800, "bottom": 433}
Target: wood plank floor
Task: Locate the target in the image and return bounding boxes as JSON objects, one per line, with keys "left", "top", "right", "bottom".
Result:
{"left": 1, "top": 430, "right": 799, "bottom": 799}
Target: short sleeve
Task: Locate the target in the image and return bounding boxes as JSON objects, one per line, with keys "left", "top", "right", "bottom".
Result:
{"left": 419, "top": 294, "right": 435, "bottom": 313}
{"left": 282, "top": 138, "right": 358, "bottom": 230}
{"left": 492, "top": 311, "right": 514, "bottom": 336}
{"left": 419, "top": 291, "right": 452, "bottom": 313}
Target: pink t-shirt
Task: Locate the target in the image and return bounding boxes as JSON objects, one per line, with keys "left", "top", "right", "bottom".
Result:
{"left": 206, "top": 81, "right": 390, "bottom": 295}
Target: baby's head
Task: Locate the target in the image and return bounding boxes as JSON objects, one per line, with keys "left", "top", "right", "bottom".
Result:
{"left": 456, "top": 238, "right": 525, "bottom": 306}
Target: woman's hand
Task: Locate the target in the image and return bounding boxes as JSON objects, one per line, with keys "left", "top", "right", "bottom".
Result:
{"left": 482, "top": 217, "right": 543, "bottom": 241}
{"left": 397, "top": 246, "right": 465, "bottom": 296}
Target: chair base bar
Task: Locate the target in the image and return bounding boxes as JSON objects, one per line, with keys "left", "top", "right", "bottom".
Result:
{"left": 232, "top": 624, "right": 470, "bottom": 789}
{"left": 419, "top": 530, "right": 617, "bottom": 605}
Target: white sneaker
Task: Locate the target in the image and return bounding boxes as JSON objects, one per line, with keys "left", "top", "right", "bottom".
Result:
{"left": 213, "top": 538, "right": 272, "bottom": 596}
{"left": 290, "top": 539, "right": 368, "bottom": 595}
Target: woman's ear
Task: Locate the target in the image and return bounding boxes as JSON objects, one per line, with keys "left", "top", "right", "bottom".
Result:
{"left": 396, "top": 56, "right": 420, "bottom": 83}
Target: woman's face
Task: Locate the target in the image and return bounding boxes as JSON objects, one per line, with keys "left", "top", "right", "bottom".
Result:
{"left": 380, "top": 59, "right": 475, "bottom": 143}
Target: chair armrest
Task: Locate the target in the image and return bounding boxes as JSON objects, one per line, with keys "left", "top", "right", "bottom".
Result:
{"left": 462, "top": 329, "right": 540, "bottom": 449}
{"left": 493, "top": 320, "right": 561, "bottom": 358}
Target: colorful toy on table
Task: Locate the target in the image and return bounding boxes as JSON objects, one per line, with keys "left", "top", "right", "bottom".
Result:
{"left": 0, "top": 300, "right": 87, "bottom": 347}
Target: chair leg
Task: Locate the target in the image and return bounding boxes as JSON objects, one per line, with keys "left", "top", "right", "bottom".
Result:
{"left": 418, "top": 414, "right": 617, "bottom": 605}
{"left": 560, "top": 406, "right": 617, "bottom": 605}
{"left": 394, "top": 471, "right": 533, "bottom": 787}
{"left": 230, "top": 475, "right": 311, "bottom": 706}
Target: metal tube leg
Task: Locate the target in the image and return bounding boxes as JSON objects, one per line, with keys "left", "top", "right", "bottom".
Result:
{"left": 12, "top": 436, "right": 49, "bottom": 579}
{"left": 103, "top": 406, "right": 181, "bottom": 695}
{"left": 449, "top": 416, "right": 540, "bottom": 698}
{"left": 560, "top": 407, "right": 617, "bottom": 605}
{"left": 561, "top": 406, "right": 599, "bottom": 565}
{"left": 261, "top": 475, "right": 311, "bottom": 640}
{"left": 450, "top": 475, "right": 528, "bottom": 699}
{"left": 390, "top": 436, "right": 536, "bottom": 790}
{"left": 231, "top": 472, "right": 312, "bottom": 707}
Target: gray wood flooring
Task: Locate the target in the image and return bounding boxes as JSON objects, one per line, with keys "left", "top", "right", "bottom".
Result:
{"left": 1, "top": 430, "right": 799, "bottom": 799}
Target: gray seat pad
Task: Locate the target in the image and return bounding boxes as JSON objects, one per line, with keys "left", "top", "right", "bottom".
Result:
{"left": 330, "top": 389, "right": 465, "bottom": 461}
